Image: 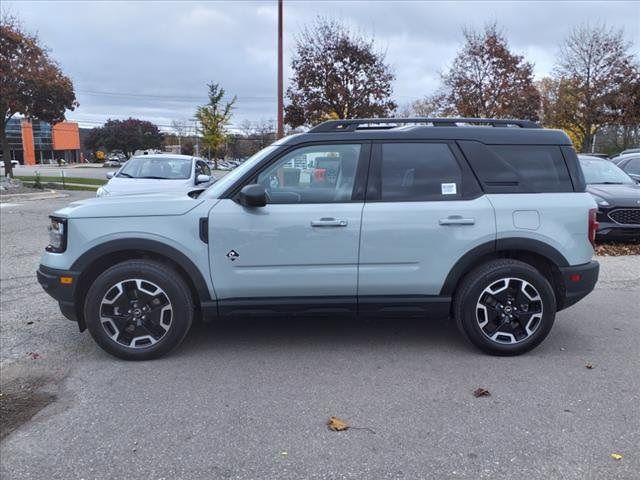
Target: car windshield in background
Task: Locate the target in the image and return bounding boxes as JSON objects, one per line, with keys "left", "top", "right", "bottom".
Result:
{"left": 117, "top": 157, "right": 192, "bottom": 179}
{"left": 579, "top": 158, "right": 634, "bottom": 185}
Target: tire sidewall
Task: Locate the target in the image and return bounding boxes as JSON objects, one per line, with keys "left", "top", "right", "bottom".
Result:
{"left": 84, "top": 261, "right": 193, "bottom": 360}
{"left": 459, "top": 263, "right": 556, "bottom": 355}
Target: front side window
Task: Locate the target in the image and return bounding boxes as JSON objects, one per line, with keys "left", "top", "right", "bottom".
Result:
{"left": 624, "top": 158, "right": 640, "bottom": 175}
{"left": 256, "top": 144, "right": 362, "bottom": 204}
{"left": 380, "top": 143, "right": 462, "bottom": 201}
{"left": 196, "top": 161, "right": 211, "bottom": 176}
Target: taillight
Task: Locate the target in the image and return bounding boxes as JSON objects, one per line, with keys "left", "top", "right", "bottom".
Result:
{"left": 588, "top": 208, "right": 598, "bottom": 249}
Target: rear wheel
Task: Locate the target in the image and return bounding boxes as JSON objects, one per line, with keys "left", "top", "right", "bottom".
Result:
{"left": 84, "top": 260, "right": 193, "bottom": 360}
{"left": 453, "top": 259, "right": 556, "bottom": 355}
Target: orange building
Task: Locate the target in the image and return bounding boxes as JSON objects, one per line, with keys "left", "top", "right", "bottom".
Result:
{"left": 6, "top": 118, "right": 80, "bottom": 165}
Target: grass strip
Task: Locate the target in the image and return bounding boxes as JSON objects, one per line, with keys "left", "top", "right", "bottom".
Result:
{"left": 14, "top": 175, "right": 106, "bottom": 186}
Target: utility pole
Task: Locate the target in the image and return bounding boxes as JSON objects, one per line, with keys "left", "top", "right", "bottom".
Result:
{"left": 277, "top": 0, "right": 284, "bottom": 139}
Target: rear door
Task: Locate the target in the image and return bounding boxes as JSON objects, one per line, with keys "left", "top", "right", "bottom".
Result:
{"left": 358, "top": 141, "right": 496, "bottom": 303}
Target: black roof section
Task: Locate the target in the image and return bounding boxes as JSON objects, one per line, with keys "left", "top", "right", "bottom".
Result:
{"left": 279, "top": 117, "right": 572, "bottom": 146}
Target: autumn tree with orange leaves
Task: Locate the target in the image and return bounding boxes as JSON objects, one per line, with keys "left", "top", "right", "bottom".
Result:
{"left": 433, "top": 24, "right": 540, "bottom": 121}
{"left": 0, "top": 15, "right": 77, "bottom": 175}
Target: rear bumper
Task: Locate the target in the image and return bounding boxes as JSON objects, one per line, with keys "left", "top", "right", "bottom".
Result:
{"left": 558, "top": 260, "right": 599, "bottom": 310}
{"left": 37, "top": 265, "right": 80, "bottom": 322}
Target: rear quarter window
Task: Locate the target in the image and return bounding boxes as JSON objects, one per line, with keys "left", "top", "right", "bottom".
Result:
{"left": 489, "top": 145, "right": 573, "bottom": 192}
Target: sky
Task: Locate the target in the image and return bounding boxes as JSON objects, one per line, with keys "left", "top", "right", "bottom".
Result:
{"left": 3, "top": 0, "right": 639, "bottom": 132}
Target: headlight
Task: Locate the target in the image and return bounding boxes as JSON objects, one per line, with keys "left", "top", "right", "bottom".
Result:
{"left": 46, "top": 217, "right": 67, "bottom": 253}
{"left": 96, "top": 187, "right": 109, "bottom": 197}
{"left": 590, "top": 194, "right": 609, "bottom": 207}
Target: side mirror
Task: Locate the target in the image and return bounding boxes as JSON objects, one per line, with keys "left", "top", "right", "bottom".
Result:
{"left": 106, "top": 172, "right": 115, "bottom": 179}
{"left": 239, "top": 184, "right": 267, "bottom": 207}
{"left": 196, "top": 174, "right": 211, "bottom": 184}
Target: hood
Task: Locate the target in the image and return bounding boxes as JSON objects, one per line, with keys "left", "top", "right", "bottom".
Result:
{"left": 587, "top": 183, "right": 640, "bottom": 207}
{"left": 53, "top": 192, "right": 205, "bottom": 219}
{"left": 102, "top": 177, "right": 194, "bottom": 196}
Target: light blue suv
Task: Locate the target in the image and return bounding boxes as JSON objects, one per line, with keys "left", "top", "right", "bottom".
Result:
{"left": 37, "top": 118, "right": 600, "bottom": 360}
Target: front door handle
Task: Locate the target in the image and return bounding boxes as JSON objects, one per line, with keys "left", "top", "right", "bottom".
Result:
{"left": 439, "top": 215, "right": 475, "bottom": 226}
{"left": 311, "top": 217, "right": 348, "bottom": 227}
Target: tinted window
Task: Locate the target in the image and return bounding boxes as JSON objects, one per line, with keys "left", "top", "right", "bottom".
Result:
{"left": 257, "top": 144, "right": 361, "bottom": 203}
{"left": 196, "top": 161, "right": 211, "bottom": 176}
{"left": 380, "top": 143, "right": 462, "bottom": 201}
{"left": 489, "top": 146, "right": 572, "bottom": 192}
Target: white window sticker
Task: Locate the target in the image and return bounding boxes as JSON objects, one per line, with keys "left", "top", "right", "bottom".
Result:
{"left": 441, "top": 183, "right": 457, "bottom": 195}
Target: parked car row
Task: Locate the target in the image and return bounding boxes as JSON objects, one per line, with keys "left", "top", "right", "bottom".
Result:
{"left": 612, "top": 154, "right": 640, "bottom": 182}
{"left": 212, "top": 159, "right": 245, "bottom": 171}
{"left": 104, "top": 153, "right": 128, "bottom": 167}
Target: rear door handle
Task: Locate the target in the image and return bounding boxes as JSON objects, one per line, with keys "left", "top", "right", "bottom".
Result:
{"left": 311, "top": 217, "right": 348, "bottom": 227}
{"left": 439, "top": 216, "right": 475, "bottom": 226}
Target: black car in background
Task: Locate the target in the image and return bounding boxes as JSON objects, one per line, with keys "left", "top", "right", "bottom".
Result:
{"left": 614, "top": 154, "right": 640, "bottom": 182}
{"left": 579, "top": 155, "right": 640, "bottom": 241}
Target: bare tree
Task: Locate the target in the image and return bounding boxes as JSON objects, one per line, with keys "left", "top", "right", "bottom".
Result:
{"left": 553, "top": 24, "right": 637, "bottom": 151}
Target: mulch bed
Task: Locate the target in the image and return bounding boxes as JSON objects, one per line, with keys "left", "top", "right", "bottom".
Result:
{"left": 596, "top": 241, "right": 640, "bottom": 256}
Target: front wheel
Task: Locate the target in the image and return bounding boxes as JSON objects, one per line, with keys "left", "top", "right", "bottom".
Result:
{"left": 84, "top": 260, "right": 193, "bottom": 360}
{"left": 453, "top": 259, "right": 556, "bottom": 355}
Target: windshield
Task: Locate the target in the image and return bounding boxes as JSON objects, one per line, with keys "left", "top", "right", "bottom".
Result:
{"left": 204, "top": 145, "right": 280, "bottom": 198}
{"left": 117, "top": 157, "right": 192, "bottom": 179}
{"left": 579, "top": 158, "right": 634, "bottom": 185}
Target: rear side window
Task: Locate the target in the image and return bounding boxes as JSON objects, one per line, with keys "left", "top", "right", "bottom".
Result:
{"left": 625, "top": 158, "right": 640, "bottom": 175}
{"left": 489, "top": 145, "right": 572, "bottom": 192}
{"left": 380, "top": 143, "right": 462, "bottom": 201}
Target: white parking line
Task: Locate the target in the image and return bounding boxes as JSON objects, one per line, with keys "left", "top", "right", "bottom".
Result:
{"left": 0, "top": 203, "right": 21, "bottom": 208}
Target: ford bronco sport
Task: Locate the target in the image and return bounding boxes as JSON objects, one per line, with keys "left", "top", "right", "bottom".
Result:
{"left": 37, "top": 118, "right": 599, "bottom": 360}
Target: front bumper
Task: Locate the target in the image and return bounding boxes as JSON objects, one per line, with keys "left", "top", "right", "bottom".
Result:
{"left": 37, "top": 265, "right": 80, "bottom": 323}
{"left": 596, "top": 209, "right": 640, "bottom": 241}
{"left": 558, "top": 261, "right": 599, "bottom": 310}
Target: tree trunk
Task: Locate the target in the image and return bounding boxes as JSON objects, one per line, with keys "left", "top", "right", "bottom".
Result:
{"left": 1, "top": 118, "right": 13, "bottom": 177}
{"left": 582, "top": 122, "right": 593, "bottom": 153}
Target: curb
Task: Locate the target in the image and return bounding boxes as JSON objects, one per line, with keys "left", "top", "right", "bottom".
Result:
{"left": 0, "top": 190, "right": 69, "bottom": 203}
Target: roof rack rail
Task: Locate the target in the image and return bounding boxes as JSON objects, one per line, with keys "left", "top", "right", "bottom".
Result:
{"left": 308, "top": 117, "right": 541, "bottom": 133}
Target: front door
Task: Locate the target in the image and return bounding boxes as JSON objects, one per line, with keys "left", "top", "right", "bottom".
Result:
{"left": 208, "top": 142, "right": 370, "bottom": 313}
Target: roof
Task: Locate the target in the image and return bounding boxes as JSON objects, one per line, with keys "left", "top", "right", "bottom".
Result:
{"left": 129, "top": 154, "right": 200, "bottom": 161}
{"left": 279, "top": 118, "right": 572, "bottom": 147}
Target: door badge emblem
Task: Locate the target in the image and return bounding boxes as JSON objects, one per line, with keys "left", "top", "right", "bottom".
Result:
{"left": 226, "top": 250, "right": 240, "bottom": 261}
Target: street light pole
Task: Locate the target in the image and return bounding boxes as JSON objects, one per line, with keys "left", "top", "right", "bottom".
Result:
{"left": 277, "top": 0, "right": 284, "bottom": 139}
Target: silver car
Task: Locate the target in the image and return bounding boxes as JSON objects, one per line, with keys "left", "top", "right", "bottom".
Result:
{"left": 96, "top": 154, "right": 213, "bottom": 197}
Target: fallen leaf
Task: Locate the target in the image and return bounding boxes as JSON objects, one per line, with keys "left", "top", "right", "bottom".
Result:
{"left": 26, "top": 321, "right": 33, "bottom": 325}
{"left": 327, "top": 416, "right": 349, "bottom": 431}
{"left": 26, "top": 352, "right": 40, "bottom": 360}
{"left": 585, "top": 364, "right": 594, "bottom": 369}
{"left": 473, "top": 388, "right": 491, "bottom": 397}
{"left": 611, "top": 453, "right": 623, "bottom": 460}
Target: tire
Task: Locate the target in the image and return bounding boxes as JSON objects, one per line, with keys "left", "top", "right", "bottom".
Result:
{"left": 84, "top": 260, "right": 193, "bottom": 360}
{"left": 453, "top": 259, "right": 556, "bottom": 356}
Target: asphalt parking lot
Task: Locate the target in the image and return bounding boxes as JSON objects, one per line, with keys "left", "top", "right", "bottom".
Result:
{"left": 1, "top": 192, "right": 639, "bottom": 480}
